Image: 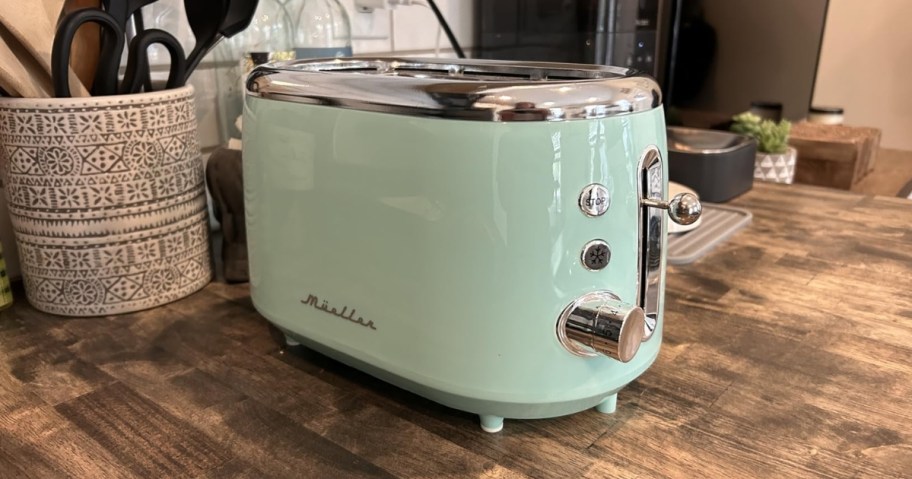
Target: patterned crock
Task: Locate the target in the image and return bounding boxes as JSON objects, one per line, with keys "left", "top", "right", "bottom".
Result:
{"left": 0, "top": 86, "right": 212, "bottom": 316}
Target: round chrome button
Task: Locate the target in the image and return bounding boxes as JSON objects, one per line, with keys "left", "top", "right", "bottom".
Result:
{"left": 578, "top": 183, "right": 610, "bottom": 217}
{"left": 581, "top": 239, "right": 611, "bottom": 271}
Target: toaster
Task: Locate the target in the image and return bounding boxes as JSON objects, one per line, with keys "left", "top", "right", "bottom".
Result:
{"left": 243, "top": 58, "right": 701, "bottom": 433}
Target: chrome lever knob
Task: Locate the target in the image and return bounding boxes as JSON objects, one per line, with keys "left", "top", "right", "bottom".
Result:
{"left": 557, "top": 292, "right": 646, "bottom": 362}
{"left": 641, "top": 192, "right": 702, "bottom": 226}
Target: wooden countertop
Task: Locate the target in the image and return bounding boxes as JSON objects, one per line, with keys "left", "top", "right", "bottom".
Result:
{"left": 1, "top": 182, "right": 910, "bottom": 478}
{"left": 852, "top": 148, "right": 912, "bottom": 197}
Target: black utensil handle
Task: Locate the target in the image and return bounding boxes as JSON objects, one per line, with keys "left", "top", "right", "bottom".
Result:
{"left": 426, "top": 0, "right": 464, "bottom": 59}
{"left": 53, "top": 10, "right": 125, "bottom": 98}
{"left": 182, "top": 35, "right": 221, "bottom": 84}
{"left": 94, "top": 31, "right": 126, "bottom": 95}
{"left": 96, "top": 0, "right": 129, "bottom": 95}
{"left": 132, "top": 13, "right": 155, "bottom": 92}
{"left": 120, "top": 29, "right": 188, "bottom": 94}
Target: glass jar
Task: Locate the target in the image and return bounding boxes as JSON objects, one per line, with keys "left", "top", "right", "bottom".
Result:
{"left": 294, "top": 0, "right": 353, "bottom": 59}
{"left": 808, "top": 106, "right": 844, "bottom": 125}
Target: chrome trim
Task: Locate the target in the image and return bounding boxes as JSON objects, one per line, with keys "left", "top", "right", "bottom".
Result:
{"left": 245, "top": 57, "right": 662, "bottom": 122}
{"left": 636, "top": 147, "right": 664, "bottom": 341}
{"left": 580, "top": 239, "right": 611, "bottom": 271}
{"left": 556, "top": 291, "right": 646, "bottom": 362}
{"left": 578, "top": 183, "right": 611, "bottom": 217}
{"left": 666, "top": 126, "right": 756, "bottom": 155}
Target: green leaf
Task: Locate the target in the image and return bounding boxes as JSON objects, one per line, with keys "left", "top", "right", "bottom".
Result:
{"left": 729, "top": 112, "right": 791, "bottom": 154}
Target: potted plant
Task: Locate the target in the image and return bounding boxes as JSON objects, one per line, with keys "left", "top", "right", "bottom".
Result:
{"left": 730, "top": 112, "right": 796, "bottom": 184}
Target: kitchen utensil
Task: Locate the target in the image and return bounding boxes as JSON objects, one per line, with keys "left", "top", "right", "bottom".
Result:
{"left": 119, "top": 29, "right": 187, "bottom": 94}
{"left": 52, "top": 8, "right": 125, "bottom": 97}
{"left": 667, "top": 126, "right": 757, "bottom": 203}
{"left": 54, "top": 8, "right": 186, "bottom": 97}
{"left": 0, "top": 28, "right": 55, "bottom": 97}
{"left": 92, "top": 0, "right": 127, "bottom": 95}
{"left": 43, "top": 0, "right": 67, "bottom": 23}
{"left": 182, "top": 0, "right": 230, "bottom": 76}
{"left": 243, "top": 57, "right": 702, "bottom": 433}
{"left": 0, "top": 1, "right": 90, "bottom": 97}
{"left": 131, "top": 12, "right": 154, "bottom": 92}
{"left": 92, "top": 0, "right": 160, "bottom": 95}
{"left": 183, "top": 0, "right": 255, "bottom": 81}
{"left": 61, "top": 0, "right": 103, "bottom": 93}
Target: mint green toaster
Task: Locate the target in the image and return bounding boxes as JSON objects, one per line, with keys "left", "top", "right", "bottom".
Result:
{"left": 243, "top": 58, "right": 701, "bottom": 433}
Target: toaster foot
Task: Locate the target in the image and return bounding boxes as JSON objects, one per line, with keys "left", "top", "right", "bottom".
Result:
{"left": 595, "top": 394, "right": 618, "bottom": 414}
{"left": 284, "top": 335, "right": 301, "bottom": 347}
{"left": 479, "top": 415, "right": 504, "bottom": 433}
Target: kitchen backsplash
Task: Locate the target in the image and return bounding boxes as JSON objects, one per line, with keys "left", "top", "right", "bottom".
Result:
{"left": 185, "top": 0, "right": 475, "bottom": 152}
{"left": 346, "top": 0, "right": 473, "bottom": 56}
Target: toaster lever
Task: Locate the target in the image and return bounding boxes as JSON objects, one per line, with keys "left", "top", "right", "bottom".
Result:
{"left": 557, "top": 292, "right": 646, "bottom": 362}
{"left": 641, "top": 193, "right": 703, "bottom": 225}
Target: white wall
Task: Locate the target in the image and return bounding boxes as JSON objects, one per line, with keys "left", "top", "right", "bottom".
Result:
{"left": 347, "top": 0, "right": 474, "bottom": 56}
{"left": 813, "top": 0, "right": 912, "bottom": 150}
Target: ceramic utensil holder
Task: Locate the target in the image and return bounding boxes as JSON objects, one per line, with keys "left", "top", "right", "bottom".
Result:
{"left": 0, "top": 86, "right": 212, "bottom": 316}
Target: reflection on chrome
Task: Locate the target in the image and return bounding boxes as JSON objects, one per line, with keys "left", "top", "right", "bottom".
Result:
{"left": 246, "top": 57, "right": 662, "bottom": 122}
{"left": 637, "top": 147, "right": 664, "bottom": 341}
{"left": 557, "top": 291, "right": 646, "bottom": 362}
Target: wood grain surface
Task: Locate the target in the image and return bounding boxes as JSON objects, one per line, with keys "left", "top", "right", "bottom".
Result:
{"left": 1, "top": 182, "right": 910, "bottom": 478}
{"left": 853, "top": 148, "right": 912, "bottom": 197}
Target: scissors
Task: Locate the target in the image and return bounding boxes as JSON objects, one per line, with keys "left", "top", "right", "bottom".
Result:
{"left": 51, "top": 8, "right": 187, "bottom": 97}
{"left": 119, "top": 29, "right": 186, "bottom": 94}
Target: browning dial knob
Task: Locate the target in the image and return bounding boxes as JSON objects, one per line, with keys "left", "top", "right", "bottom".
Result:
{"left": 557, "top": 291, "right": 646, "bottom": 362}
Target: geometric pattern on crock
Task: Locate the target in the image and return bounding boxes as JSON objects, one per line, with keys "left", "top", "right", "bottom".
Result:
{"left": 0, "top": 87, "right": 212, "bottom": 317}
{"left": 3, "top": 159, "right": 204, "bottom": 213}
{"left": 754, "top": 149, "right": 797, "bottom": 185}
{"left": 1, "top": 195, "right": 208, "bottom": 240}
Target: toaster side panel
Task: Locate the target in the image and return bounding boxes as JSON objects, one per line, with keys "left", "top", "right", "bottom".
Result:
{"left": 243, "top": 96, "right": 668, "bottom": 419}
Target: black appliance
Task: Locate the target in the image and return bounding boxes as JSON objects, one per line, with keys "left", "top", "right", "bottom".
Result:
{"left": 475, "top": 0, "right": 830, "bottom": 124}
{"left": 474, "top": 0, "right": 672, "bottom": 85}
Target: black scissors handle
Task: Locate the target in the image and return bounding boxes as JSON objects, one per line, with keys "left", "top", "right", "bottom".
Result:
{"left": 97, "top": 0, "right": 130, "bottom": 95}
{"left": 52, "top": 9, "right": 125, "bottom": 98}
{"left": 120, "top": 29, "right": 187, "bottom": 95}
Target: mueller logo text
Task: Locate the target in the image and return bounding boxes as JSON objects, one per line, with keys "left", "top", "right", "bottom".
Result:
{"left": 301, "top": 294, "right": 377, "bottom": 330}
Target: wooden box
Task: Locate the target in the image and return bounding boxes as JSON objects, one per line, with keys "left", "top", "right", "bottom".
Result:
{"left": 790, "top": 122, "right": 882, "bottom": 190}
